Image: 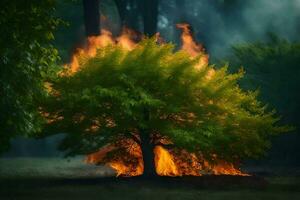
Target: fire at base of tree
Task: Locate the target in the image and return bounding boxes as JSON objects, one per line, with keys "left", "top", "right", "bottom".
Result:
{"left": 41, "top": 24, "right": 291, "bottom": 177}
{"left": 86, "top": 139, "right": 246, "bottom": 177}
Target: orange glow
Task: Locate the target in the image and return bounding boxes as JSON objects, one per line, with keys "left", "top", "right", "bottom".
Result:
{"left": 116, "top": 28, "right": 138, "bottom": 50}
{"left": 68, "top": 29, "right": 138, "bottom": 74}
{"left": 86, "top": 139, "right": 143, "bottom": 177}
{"left": 176, "top": 23, "right": 210, "bottom": 71}
{"left": 68, "top": 24, "right": 210, "bottom": 73}
{"left": 154, "top": 146, "right": 179, "bottom": 176}
{"left": 203, "top": 160, "right": 246, "bottom": 176}
{"left": 86, "top": 29, "right": 114, "bottom": 57}
{"left": 176, "top": 23, "right": 204, "bottom": 57}
{"left": 86, "top": 142, "right": 248, "bottom": 177}
{"left": 65, "top": 25, "right": 246, "bottom": 177}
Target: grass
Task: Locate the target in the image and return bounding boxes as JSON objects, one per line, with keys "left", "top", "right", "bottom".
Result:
{"left": 0, "top": 157, "right": 115, "bottom": 178}
{"left": 0, "top": 178, "right": 299, "bottom": 200}
{"left": 0, "top": 158, "right": 299, "bottom": 200}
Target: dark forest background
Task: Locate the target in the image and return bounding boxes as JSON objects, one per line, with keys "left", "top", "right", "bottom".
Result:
{"left": 3, "top": 0, "right": 300, "bottom": 167}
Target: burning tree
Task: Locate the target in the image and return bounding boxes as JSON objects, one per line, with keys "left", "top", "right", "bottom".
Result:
{"left": 42, "top": 25, "right": 289, "bottom": 177}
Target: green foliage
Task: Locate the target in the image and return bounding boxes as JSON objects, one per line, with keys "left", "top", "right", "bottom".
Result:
{"left": 230, "top": 35, "right": 300, "bottom": 128}
{"left": 0, "top": 0, "right": 60, "bottom": 153}
{"left": 43, "top": 38, "right": 289, "bottom": 160}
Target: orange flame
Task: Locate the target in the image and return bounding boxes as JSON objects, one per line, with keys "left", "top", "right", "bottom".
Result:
{"left": 86, "top": 139, "right": 143, "bottom": 177}
{"left": 65, "top": 25, "right": 246, "bottom": 177}
{"left": 68, "top": 29, "right": 138, "bottom": 74}
{"left": 86, "top": 141, "right": 247, "bottom": 177}
{"left": 154, "top": 146, "right": 179, "bottom": 176}
{"left": 177, "top": 23, "right": 210, "bottom": 71}
{"left": 116, "top": 28, "right": 138, "bottom": 50}
{"left": 176, "top": 23, "right": 204, "bottom": 57}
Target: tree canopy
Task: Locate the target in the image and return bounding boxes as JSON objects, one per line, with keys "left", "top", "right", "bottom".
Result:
{"left": 42, "top": 38, "right": 289, "bottom": 163}
{"left": 0, "top": 0, "right": 60, "bottom": 153}
{"left": 230, "top": 35, "right": 300, "bottom": 125}
{"left": 228, "top": 35, "right": 300, "bottom": 163}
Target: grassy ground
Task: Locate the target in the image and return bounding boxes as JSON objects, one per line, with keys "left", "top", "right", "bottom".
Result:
{"left": 0, "top": 158, "right": 299, "bottom": 200}
{"left": 0, "top": 177, "right": 299, "bottom": 200}
{"left": 0, "top": 157, "right": 116, "bottom": 178}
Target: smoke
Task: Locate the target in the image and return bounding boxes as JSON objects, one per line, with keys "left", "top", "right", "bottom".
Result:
{"left": 242, "top": 0, "right": 300, "bottom": 40}
{"left": 158, "top": 0, "right": 300, "bottom": 59}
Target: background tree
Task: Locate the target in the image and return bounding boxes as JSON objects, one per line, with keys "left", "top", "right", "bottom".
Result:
{"left": 114, "top": 0, "right": 158, "bottom": 36}
{"left": 175, "top": 0, "right": 187, "bottom": 22}
{"left": 42, "top": 38, "right": 289, "bottom": 176}
{"left": 115, "top": 0, "right": 141, "bottom": 32}
{"left": 53, "top": 0, "right": 84, "bottom": 62}
{"left": 228, "top": 35, "right": 300, "bottom": 165}
{"left": 0, "top": 0, "right": 60, "bottom": 154}
{"left": 83, "top": 0, "right": 100, "bottom": 36}
{"left": 141, "top": 0, "right": 158, "bottom": 36}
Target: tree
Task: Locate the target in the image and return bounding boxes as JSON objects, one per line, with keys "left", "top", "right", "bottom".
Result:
{"left": 175, "top": 0, "right": 187, "bottom": 22}
{"left": 42, "top": 38, "right": 289, "bottom": 176}
{"left": 141, "top": 0, "right": 158, "bottom": 36}
{"left": 83, "top": 0, "right": 100, "bottom": 36}
{"left": 114, "top": 0, "right": 158, "bottom": 36}
{"left": 0, "top": 0, "right": 60, "bottom": 154}
{"left": 115, "top": 0, "right": 141, "bottom": 31}
{"left": 230, "top": 35, "right": 300, "bottom": 126}
{"left": 229, "top": 35, "right": 300, "bottom": 164}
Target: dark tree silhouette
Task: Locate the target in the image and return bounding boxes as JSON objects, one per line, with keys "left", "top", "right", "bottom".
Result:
{"left": 139, "top": 109, "right": 156, "bottom": 176}
{"left": 175, "top": 0, "right": 187, "bottom": 23}
{"left": 141, "top": 0, "right": 158, "bottom": 36}
{"left": 115, "top": 0, "right": 141, "bottom": 31}
{"left": 114, "top": 0, "right": 127, "bottom": 26}
{"left": 83, "top": 0, "right": 100, "bottom": 36}
{"left": 114, "top": 0, "right": 158, "bottom": 36}
{"left": 0, "top": 0, "right": 59, "bottom": 154}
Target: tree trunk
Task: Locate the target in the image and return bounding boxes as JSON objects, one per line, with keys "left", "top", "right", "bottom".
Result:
{"left": 140, "top": 130, "right": 156, "bottom": 177}
{"left": 83, "top": 0, "right": 100, "bottom": 36}
{"left": 175, "top": 0, "right": 187, "bottom": 23}
{"left": 139, "top": 108, "right": 156, "bottom": 177}
{"left": 126, "top": 0, "right": 141, "bottom": 31}
{"left": 115, "top": 0, "right": 127, "bottom": 26}
{"left": 115, "top": 0, "right": 158, "bottom": 36}
{"left": 115, "top": 0, "right": 141, "bottom": 32}
{"left": 141, "top": 0, "right": 158, "bottom": 36}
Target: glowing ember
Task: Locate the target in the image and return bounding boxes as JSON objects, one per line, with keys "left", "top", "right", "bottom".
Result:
{"left": 65, "top": 24, "right": 247, "bottom": 177}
